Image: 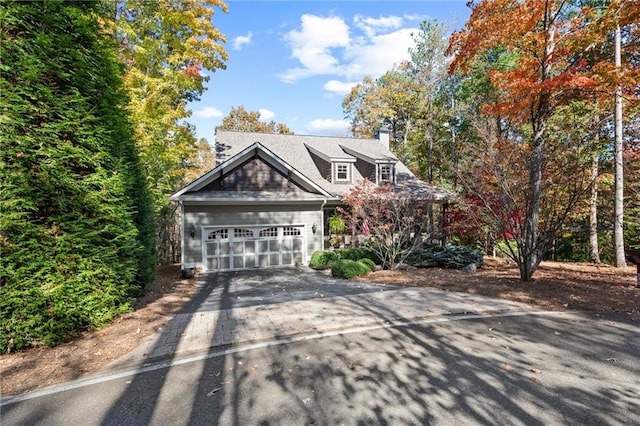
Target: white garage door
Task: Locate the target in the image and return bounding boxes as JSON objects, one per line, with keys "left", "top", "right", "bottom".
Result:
{"left": 203, "top": 226, "right": 305, "bottom": 271}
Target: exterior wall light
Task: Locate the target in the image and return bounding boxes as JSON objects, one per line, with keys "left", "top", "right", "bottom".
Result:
{"left": 312, "top": 223, "right": 317, "bottom": 235}
{"left": 189, "top": 224, "right": 196, "bottom": 239}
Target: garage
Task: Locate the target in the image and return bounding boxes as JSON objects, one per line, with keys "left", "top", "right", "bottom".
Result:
{"left": 203, "top": 225, "right": 305, "bottom": 271}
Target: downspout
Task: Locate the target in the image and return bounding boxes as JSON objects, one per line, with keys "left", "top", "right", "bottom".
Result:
{"left": 320, "top": 198, "right": 327, "bottom": 251}
{"left": 179, "top": 200, "right": 185, "bottom": 271}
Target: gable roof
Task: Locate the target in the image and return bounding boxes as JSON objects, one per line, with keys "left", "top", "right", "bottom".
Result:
{"left": 212, "top": 130, "right": 454, "bottom": 203}
{"left": 170, "top": 141, "right": 332, "bottom": 202}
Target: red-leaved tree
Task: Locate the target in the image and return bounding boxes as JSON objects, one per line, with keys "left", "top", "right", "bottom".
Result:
{"left": 339, "top": 179, "right": 433, "bottom": 269}
{"left": 448, "top": 0, "right": 639, "bottom": 280}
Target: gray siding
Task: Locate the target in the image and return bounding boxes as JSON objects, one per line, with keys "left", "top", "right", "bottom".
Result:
{"left": 183, "top": 203, "right": 323, "bottom": 269}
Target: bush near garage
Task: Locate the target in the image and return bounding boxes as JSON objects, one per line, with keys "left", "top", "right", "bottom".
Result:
{"left": 406, "top": 245, "right": 484, "bottom": 269}
{"left": 358, "top": 258, "right": 376, "bottom": 272}
{"left": 330, "top": 259, "right": 372, "bottom": 279}
{"left": 309, "top": 250, "right": 340, "bottom": 270}
{"left": 309, "top": 248, "right": 379, "bottom": 270}
{"left": 335, "top": 247, "right": 379, "bottom": 264}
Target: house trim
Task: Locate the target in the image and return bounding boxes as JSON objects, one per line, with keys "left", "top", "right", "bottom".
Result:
{"left": 305, "top": 144, "right": 356, "bottom": 164}
{"left": 339, "top": 145, "right": 399, "bottom": 165}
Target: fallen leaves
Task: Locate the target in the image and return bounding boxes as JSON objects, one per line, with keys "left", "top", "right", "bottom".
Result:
{"left": 499, "top": 363, "right": 543, "bottom": 384}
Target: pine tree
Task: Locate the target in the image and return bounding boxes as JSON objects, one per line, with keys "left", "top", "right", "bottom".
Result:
{"left": 0, "top": 0, "right": 155, "bottom": 352}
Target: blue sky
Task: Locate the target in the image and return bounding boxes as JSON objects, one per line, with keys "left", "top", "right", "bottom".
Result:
{"left": 187, "top": 1, "right": 472, "bottom": 141}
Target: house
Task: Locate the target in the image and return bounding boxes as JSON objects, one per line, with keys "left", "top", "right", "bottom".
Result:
{"left": 170, "top": 128, "right": 454, "bottom": 273}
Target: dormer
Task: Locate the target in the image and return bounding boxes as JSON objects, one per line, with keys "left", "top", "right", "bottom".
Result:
{"left": 305, "top": 144, "right": 356, "bottom": 184}
{"left": 339, "top": 145, "right": 398, "bottom": 185}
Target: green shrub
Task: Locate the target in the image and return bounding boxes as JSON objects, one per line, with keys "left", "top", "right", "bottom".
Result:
{"left": 309, "top": 250, "right": 340, "bottom": 270}
{"left": 406, "top": 245, "right": 483, "bottom": 269}
{"left": 331, "top": 259, "right": 371, "bottom": 279}
{"left": 358, "top": 258, "right": 376, "bottom": 272}
{"left": 337, "top": 247, "right": 379, "bottom": 263}
{"left": 0, "top": 2, "right": 155, "bottom": 353}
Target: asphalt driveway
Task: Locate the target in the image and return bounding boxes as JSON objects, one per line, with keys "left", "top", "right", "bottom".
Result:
{"left": 3, "top": 267, "right": 639, "bottom": 425}
{"left": 108, "top": 266, "right": 535, "bottom": 364}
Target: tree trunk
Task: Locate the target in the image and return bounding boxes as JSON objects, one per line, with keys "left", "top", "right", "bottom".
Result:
{"left": 589, "top": 149, "right": 601, "bottom": 263}
{"left": 519, "top": 14, "right": 556, "bottom": 281}
{"left": 614, "top": 24, "right": 627, "bottom": 268}
{"left": 521, "top": 125, "right": 545, "bottom": 281}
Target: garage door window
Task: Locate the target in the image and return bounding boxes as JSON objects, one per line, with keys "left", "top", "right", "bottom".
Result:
{"left": 259, "top": 227, "right": 278, "bottom": 237}
{"left": 283, "top": 226, "right": 301, "bottom": 236}
{"left": 207, "top": 229, "right": 228, "bottom": 240}
{"left": 234, "top": 228, "right": 254, "bottom": 238}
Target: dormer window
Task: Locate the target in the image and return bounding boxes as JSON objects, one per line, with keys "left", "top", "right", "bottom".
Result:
{"left": 335, "top": 163, "right": 350, "bottom": 182}
{"left": 378, "top": 164, "right": 394, "bottom": 183}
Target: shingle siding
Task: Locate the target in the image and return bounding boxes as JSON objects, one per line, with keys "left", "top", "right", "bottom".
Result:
{"left": 355, "top": 157, "right": 376, "bottom": 182}
{"left": 309, "top": 152, "right": 332, "bottom": 181}
{"left": 198, "top": 156, "right": 305, "bottom": 193}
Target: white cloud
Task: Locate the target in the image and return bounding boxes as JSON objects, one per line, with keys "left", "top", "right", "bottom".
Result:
{"left": 307, "top": 118, "right": 351, "bottom": 135}
{"left": 280, "top": 13, "right": 416, "bottom": 87}
{"left": 343, "top": 28, "right": 415, "bottom": 77}
{"left": 258, "top": 108, "right": 275, "bottom": 120}
{"left": 280, "top": 14, "right": 350, "bottom": 82}
{"left": 232, "top": 31, "right": 253, "bottom": 51}
{"left": 354, "top": 15, "right": 403, "bottom": 38}
{"left": 324, "top": 80, "right": 358, "bottom": 96}
{"left": 192, "top": 106, "right": 223, "bottom": 118}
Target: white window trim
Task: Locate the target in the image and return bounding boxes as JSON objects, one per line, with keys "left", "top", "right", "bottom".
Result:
{"left": 334, "top": 162, "right": 351, "bottom": 183}
{"left": 378, "top": 164, "right": 394, "bottom": 183}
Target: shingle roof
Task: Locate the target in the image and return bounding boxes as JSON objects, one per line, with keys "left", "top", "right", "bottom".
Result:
{"left": 215, "top": 130, "right": 455, "bottom": 203}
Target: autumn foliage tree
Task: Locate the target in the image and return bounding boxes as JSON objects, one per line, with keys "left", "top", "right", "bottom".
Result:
{"left": 113, "top": 0, "right": 229, "bottom": 263}
{"left": 448, "top": 0, "right": 639, "bottom": 280}
{"left": 217, "top": 106, "right": 293, "bottom": 134}
{"left": 339, "top": 179, "right": 432, "bottom": 270}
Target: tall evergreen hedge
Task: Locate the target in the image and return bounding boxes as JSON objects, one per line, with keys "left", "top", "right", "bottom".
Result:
{"left": 0, "top": 1, "right": 155, "bottom": 352}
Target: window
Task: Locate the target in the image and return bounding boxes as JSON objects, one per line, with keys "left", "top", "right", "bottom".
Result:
{"left": 379, "top": 164, "right": 393, "bottom": 182}
{"left": 282, "top": 227, "right": 301, "bottom": 237}
{"left": 259, "top": 227, "right": 278, "bottom": 238}
{"left": 233, "top": 228, "right": 253, "bottom": 238}
{"left": 207, "top": 229, "right": 228, "bottom": 240}
{"left": 335, "top": 163, "right": 349, "bottom": 182}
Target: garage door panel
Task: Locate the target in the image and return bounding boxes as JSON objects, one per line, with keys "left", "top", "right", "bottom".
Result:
{"left": 219, "top": 242, "right": 230, "bottom": 255}
{"left": 207, "top": 257, "right": 218, "bottom": 270}
{"left": 204, "top": 225, "right": 305, "bottom": 271}
{"left": 219, "top": 257, "right": 230, "bottom": 270}
{"left": 206, "top": 242, "right": 218, "bottom": 255}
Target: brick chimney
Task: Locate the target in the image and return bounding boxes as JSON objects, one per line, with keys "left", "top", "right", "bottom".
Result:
{"left": 377, "top": 126, "right": 390, "bottom": 151}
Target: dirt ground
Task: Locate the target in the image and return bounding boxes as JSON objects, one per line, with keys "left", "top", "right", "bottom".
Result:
{"left": 1, "top": 260, "right": 638, "bottom": 397}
